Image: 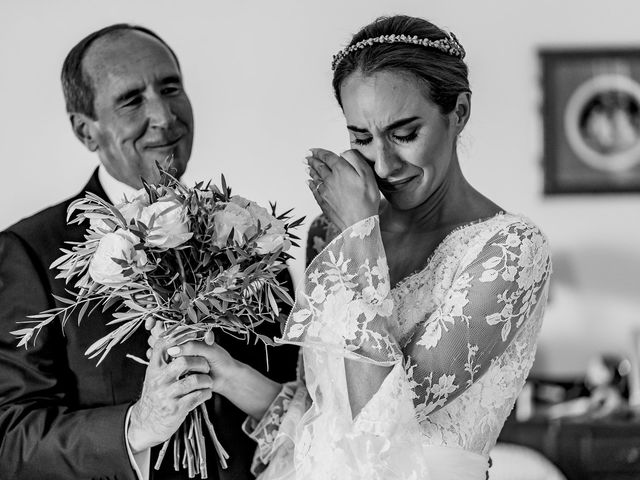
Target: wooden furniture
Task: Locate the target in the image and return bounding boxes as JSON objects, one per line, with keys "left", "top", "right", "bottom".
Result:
{"left": 498, "top": 416, "right": 640, "bottom": 480}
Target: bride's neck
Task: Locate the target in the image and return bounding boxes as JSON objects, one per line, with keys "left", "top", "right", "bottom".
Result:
{"left": 380, "top": 157, "right": 476, "bottom": 233}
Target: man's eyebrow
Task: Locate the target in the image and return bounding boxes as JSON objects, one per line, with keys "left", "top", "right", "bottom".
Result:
{"left": 346, "top": 116, "right": 420, "bottom": 134}
{"left": 160, "top": 74, "right": 182, "bottom": 85}
{"left": 114, "top": 75, "right": 182, "bottom": 104}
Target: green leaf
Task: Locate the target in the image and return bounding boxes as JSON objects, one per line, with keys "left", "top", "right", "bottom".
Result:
{"left": 77, "top": 301, "right": 91, "bottom": 325}
{"left": 187, "top": 306, "right": 198, "bottom": 323}
{"left": 266, "top": 288, "right": 279, "bottom": 317}
{"left": 52, "top": 294, "right": 77, "bottom": 306}
{"left": 85, "top": 334, "right": 112, "bottom": 358}
{"left": 272, "top": 285, "right": 294, "bottom": 306}
{"left": 194, "top": 299, "right": 210, "bottom": 315}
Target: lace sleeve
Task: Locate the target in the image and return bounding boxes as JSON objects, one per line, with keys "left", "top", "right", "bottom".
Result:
{"left": 282, "top": 215, "right": 401, "bottom": 365}
{"left": 305, "top": 214, "right": 340, "bottom": 267}
{"left": 276, "top": 217, "right": 436, "bottom": 478}
{"left": 405, "top": 220, "right": 551, "bottom": 416}
{"left": 242, "top": 381, "right": 311, "bottom": 476}
{"left": 270, "top": 216, "right": 548, "bottom": 478}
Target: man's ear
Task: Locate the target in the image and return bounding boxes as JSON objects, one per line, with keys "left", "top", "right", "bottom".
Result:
{"left": 452, "top": 92, "right": 471, "bottom": 134}
{"left": 69, "top": 113, "right": 98, "bottom": 152}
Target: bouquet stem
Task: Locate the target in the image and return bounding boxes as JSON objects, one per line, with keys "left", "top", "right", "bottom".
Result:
{"left": 154, "top": 404, "right": 229, "bottom": 478}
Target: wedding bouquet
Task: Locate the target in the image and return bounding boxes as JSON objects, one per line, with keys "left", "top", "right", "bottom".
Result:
{"left": 12, "top": 168, "right": 303, "bottom": 478}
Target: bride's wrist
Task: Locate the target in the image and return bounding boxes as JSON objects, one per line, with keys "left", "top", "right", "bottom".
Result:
{"left": 340, "top": 211, "right": 378, "bottom": 231}
{"left": 217, "top": 359, "right": 282, "bottom": 419}
{"left": 214, "top": 357, "right": 245, "bottom": 397}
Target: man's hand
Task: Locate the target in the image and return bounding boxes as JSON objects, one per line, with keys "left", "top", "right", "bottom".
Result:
{"left": 127, "top": 335, "right": 214, "bottom": 453}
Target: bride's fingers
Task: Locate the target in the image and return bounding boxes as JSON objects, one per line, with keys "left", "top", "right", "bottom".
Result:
{"left": 341, "top": 150, "right": 374, "bottom": 179}
{"left": 149, "top": 322, "right": 164, "bottom": 338}
{"left": 308, "top": 180, "right": 326, "bottom": 207}
{"left": 308, "top": 167, "right": 324, "bottom": 186}
{"left": 144, "top": 317, "right": 157, "bottom": 331}
{"left": 310, "top": 148, "right": 343, "bottom": 170}
{"left": 308, "top": 180, "right": 338, "bottom": 220}
{"left": 307, "top": 156, "right": 332, "bottom": 179}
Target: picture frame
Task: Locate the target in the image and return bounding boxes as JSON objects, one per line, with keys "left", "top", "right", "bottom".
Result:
{"left": 540, "top": 48, "right": 640, "bottom": 194}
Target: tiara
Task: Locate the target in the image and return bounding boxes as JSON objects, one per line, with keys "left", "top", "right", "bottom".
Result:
{"left": 331, "top": 32, "right": 466, "bottom": 71}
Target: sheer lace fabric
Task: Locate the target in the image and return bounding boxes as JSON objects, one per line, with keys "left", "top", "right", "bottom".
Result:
{"left": 246, "top": 213, "right": 551, "bottom": 479}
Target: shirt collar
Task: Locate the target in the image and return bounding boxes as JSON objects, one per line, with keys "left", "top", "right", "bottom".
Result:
{"left": 98, "top": 166, "right": 141, "bottom": 204}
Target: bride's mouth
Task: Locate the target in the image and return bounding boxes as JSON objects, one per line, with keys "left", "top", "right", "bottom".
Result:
{"left": 378, "top": 176, "right": 418, "bottom": 192}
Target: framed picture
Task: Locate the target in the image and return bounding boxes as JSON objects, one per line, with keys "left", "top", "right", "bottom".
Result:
{"left": 541, "top": 48, "right": 640, "bottom": 194}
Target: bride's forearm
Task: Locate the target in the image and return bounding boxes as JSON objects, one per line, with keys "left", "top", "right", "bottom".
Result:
{"left": 218, "top": 359, "right": 282, "bottom": 420}
{"left": 344, "top": 359, "right": 393, "bottom": 418}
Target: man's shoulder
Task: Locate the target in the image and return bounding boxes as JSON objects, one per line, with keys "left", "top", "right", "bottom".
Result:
{"left": 2, "top": 169, "right": 104, "bottom": 245}
{"left": 4, "top": 196, "right": 76, "bottom": 245}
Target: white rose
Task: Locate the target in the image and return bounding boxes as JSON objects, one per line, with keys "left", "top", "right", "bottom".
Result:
{"left": 230, "top": 195, "right": 252, "bottom": 208}
{"left": 89, "top": 229, "right": 147, "bottom": 286}
{"left": 255, "top": 231, "right": 289, "bottom": 254}
{"left": 88, "top": 216, "right": 115, "bottom": 234}
{"left": 88, "top": 190, "right": 148, "bottom": 233}
{"left": 238, "top": 197, "right": 289, "bottom": 254}
{"left": 212, "top": 202, "right": 258, "bottom": 249}
{"left": 118, "top": 190, "right": 149, "bottom": 224}
{"left": 224, "top": 196, "right": 290, "bottom": 254}
{"left": 231, "top": 196, "right": 275, "bottom": 230}
{"left": 140, "top": 198, "right": 192, "bottom": 250}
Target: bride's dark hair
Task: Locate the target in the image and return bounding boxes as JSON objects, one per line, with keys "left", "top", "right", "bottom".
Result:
{"left": 332, "top": 15, "right": 471, "bottom": 115}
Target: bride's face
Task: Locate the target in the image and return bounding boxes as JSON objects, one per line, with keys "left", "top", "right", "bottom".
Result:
{"left": 339, "top": 70, "right": 462, "bottom": 210}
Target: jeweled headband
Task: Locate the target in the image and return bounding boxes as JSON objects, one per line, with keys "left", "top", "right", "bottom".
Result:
{"left": 331, "top": 32, "right": 466, "bottom": 71}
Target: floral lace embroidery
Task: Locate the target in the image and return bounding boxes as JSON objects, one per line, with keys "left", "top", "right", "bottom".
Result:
{"left": 247, "top": 213, "right": 551, "bottom": 477}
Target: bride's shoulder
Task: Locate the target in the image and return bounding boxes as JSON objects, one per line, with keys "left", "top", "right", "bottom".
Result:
{"left": 467, "top": 212, "right": 547, "bottom": 242}
{"left": 455, "top": 212, "right": 550, "bottom": 269}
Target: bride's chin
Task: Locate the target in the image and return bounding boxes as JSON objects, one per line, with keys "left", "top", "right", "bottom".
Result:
{"left": 383, "top": 194, "right": 421, "bottom": 211}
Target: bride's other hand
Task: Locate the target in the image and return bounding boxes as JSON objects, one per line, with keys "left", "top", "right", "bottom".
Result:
{"left": 307, "top": 148, "right": 380, "bottom": 231}
{"left": 166, "top": 339, "right": 235, "bottom": 395}
{"left": 145, "top": 320, "right": 282, "bottom": 418}
{"left": 169, "top": 340, "right": 282, "bottom": 420}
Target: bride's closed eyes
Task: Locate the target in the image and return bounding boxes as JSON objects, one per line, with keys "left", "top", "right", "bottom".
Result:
{"left": 351, "top": 129, "right": 419, "bottom": 146}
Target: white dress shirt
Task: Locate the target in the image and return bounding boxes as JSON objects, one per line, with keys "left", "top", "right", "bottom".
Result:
{"left": 98, "top": 166, "right": 142, "bottom": 205}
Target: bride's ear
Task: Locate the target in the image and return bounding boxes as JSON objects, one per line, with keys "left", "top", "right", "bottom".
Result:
{"left": 69, "top": 113, "right": 98, "bottom": 152}
{"left": 452, "top": 92, "right": 471, "bottom": 134}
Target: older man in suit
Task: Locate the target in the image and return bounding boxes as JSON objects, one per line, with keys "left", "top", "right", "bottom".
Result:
{"left": 0, "top": 24, "right": 297, "bottom": 480}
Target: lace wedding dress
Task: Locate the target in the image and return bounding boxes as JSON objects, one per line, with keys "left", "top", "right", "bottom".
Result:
{"left": 243, "top": 212, "right": 551, "bottom": 479}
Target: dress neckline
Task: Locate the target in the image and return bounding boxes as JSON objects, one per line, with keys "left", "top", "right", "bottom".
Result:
{"left": 391, "top": 211, "right": 508, "bottom": 292}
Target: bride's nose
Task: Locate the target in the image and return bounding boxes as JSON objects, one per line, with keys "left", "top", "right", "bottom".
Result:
{"left": 372, "top": 142, "right": 403, "bottom": 179}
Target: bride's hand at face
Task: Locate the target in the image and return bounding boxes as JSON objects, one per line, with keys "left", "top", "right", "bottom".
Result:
{"left": 307, "top": 148, "right": 380, "bottom": 231}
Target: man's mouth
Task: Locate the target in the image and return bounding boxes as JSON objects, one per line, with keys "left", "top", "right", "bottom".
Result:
{"left": 145, "top": 135, "right": 183, "bottom": 150}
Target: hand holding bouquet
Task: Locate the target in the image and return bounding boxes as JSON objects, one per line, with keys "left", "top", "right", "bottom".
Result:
{"left": 12, "top": 167, "right": 303, "bottom": 478}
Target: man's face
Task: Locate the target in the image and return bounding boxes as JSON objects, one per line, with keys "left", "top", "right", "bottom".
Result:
{"left": 82, "top": 31, "right": 194, "bottom": 188}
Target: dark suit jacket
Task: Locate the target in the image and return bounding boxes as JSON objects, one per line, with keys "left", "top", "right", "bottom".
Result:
{"left": 0, "top": 170, "right": 298, "bottom": 480}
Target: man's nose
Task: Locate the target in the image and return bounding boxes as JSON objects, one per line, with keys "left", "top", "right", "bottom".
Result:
{"left": 147, "top": 96, "right": 176, "bottom": 128}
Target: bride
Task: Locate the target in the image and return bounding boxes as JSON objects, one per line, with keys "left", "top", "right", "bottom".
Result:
{"left": 156, "top": 14, "right": 551, "bottom": 479}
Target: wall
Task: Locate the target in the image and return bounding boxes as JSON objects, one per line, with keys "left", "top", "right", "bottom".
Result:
{"left": 1, "top": 0, "right": 639, "bottom": 378}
